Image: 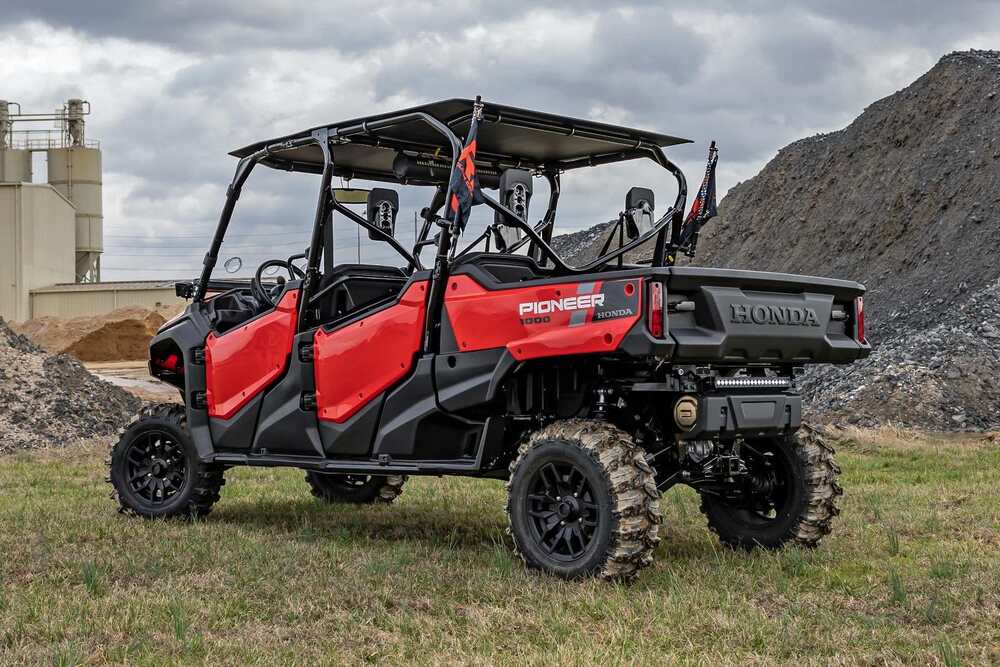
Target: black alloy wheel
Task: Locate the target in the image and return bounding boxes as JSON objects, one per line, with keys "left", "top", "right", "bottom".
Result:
{"left": 700, "top": 427, "right": 842, "bottom": 550}
{"left": 506, "top": 420, "right": 661, "bottom": 581}
{"left": 305, "top": 471, "right": 407, "bottom": 504}
{"left": 109, "top": 404, "right": 225, "bottom": 519}
{"left": 123, "top": 430, "right": 189, "bottom": 506}
{"left": 738, "top": 440, "right": 793, "bottom": 524}
{"left": 525, "top": 461, "right": 600, "bottom": 562}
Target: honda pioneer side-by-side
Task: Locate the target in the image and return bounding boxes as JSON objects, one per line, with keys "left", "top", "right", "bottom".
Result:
{"left": 109, "top": 99, "right": 869, "bottom": 580}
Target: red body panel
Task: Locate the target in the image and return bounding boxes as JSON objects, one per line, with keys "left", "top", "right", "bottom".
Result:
{"left": 444, "top": 275, "right": 642, "bottom": 361}
{"left": 313, "top": 281, "right": 428, "bottom": 423}
{"left": 205, "top": 289, "right": 299, "bottom": 420}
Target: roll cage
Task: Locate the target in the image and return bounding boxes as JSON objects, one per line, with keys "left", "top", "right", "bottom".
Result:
{"left": 194, "top": 98, "right": 691, "bottom": 343}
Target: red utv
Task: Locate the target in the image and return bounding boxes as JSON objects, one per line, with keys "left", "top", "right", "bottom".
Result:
{"left": 109, "top": 99, "right": 868, "bottom": 580}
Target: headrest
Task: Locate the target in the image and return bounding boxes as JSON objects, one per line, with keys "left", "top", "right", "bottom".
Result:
{"left": 626, "top": 187, "right": 654, "bottom": 211}
{"left": 366, "top": 188, "right": 398, "bottom": 241}
{"left": 494, "top": 168, "right": 532, "bottom": 250}
{"left": 624, "top": 187, "right": 655, "bottom": 239}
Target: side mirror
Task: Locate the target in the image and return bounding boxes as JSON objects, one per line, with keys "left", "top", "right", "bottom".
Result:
{"left": 624, "top": 187, "right": 655, "bottom": 240}
{"left": 366, "top": 188, "right": 399, "bottom": 240}
{"left": 494, "top": 169, "right": 532, "bottom": 250}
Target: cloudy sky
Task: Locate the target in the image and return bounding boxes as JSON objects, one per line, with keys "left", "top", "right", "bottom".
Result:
{"left": 1, "top": 1, "right": 998, "bottom": 279}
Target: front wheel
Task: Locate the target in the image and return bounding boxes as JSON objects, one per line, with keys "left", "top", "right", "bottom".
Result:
{"left": 700, "top": 425, "right": 842, "bottom": 550}
{"left": 108, "top": 404, "right": 225, "bottom": 518}
{"left": 506, "top": 419, "right": 662, "bottom": 581}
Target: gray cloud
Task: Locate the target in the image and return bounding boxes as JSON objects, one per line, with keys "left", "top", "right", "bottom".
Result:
{"left": 1, "top": 1, "right": 997, "bottom": 279}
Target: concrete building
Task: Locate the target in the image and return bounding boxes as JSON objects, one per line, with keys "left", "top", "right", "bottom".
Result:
{"left": 0, "top": 183, "right": 77, "bottom": 321}
{"left": 1, "top": 98, "right": 185, "bottom": 322}
{"left": 29, "top": 280, "right": 184, "bottom": 318}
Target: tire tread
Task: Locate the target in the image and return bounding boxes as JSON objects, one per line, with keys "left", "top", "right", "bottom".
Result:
{"left": 505, "top": 419, "right": 662, "bottom": 582}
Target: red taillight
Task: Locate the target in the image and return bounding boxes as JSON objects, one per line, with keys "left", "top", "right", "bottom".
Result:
{"left": 648, "top": 282, "right": 665, "bottom": 337}
{"left": 854, "top": 296, "right": 866, "bottom": 343}
{"left": 153, "top": 353, "right": 182, "bottom": 373}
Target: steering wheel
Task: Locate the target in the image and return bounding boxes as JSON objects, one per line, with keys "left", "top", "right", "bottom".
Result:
{"left": 252, "top": 259, "right": 305, "bottom": 307}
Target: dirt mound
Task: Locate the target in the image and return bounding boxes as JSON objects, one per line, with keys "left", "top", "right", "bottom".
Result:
{"left": 0, "top": 318, "right": 140, "bottom": 453}
{"left": 12, "top": 305, "right": 181, "bottom": 362}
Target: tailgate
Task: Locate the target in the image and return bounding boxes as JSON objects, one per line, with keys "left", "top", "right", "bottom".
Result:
{"left": 666, "top": 267, "right": 869, "bottom": 364}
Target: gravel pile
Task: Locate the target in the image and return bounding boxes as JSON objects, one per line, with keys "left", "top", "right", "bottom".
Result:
{"left": 801, "top": 281, "right": 1000, "bottom": 430}
{"left": 693, "top": 50, "right": 1000, "bottom": 340}
{"left": 0, "top": 318, "right": 140, "bottom": 454}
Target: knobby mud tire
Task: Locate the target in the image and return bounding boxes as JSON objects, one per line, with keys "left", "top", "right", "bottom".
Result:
{"left": 107, "top": 403, "right": 225, "bottom": 519}
{"left": 506, "top": 419, "right": 662, "bottom": 582}
{"left": 700, "top": 424, "right": 842, "bottom": 550}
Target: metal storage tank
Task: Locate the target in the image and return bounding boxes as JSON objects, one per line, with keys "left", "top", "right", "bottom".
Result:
{"left": 0, "top": 100, "right": 32, "bottom": 183}
{"left": 47, "top": 145, "right": 103, "bottom": 282}
{"left": 0, "top": 148, "right": 32, "bottom": 182}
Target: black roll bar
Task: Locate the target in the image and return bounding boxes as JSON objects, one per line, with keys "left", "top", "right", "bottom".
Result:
{"left": 475, "top": 144, "right": 687, "bottom": 273}
{"left": 196, "top": 101, "right": 688, "bottom": 318}
{"left": 330, "top": 198, "right": 418, "bottom": 269}
{"left": 300, "top": 129, "right": 336, "bottom": 324}
{"left": 194, "top": 135, "right": 317, "bottom": 302}
{"left": 195, "top": 113, "right": 462, "bottom": 306}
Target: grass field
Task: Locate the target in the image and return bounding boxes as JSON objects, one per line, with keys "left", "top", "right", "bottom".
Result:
{"left": 1, "top": 428, "right": 998, "bottom": 665}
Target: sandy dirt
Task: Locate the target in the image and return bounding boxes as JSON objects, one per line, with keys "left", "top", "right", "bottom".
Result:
{"left": 85, "top": 361, "right": 180, "bottom": 403}
{"left": 12, "top": 304, "right": 184, "bottom": 362}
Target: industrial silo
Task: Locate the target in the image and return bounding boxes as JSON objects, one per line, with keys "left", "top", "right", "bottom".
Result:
{"left": 46, "top": 99, "right": 103, "bottom": 282}
{"left": 0, "top": 100, "right": 32, "bottom": 183}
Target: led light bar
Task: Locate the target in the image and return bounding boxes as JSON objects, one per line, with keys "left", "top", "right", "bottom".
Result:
{"left": 713, "top": 376, "right": 792, "bottom": 389}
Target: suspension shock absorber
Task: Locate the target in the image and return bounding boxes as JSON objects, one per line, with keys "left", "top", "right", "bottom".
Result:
{"left": 591, "top": 384, "right": 613, "bottom": 420}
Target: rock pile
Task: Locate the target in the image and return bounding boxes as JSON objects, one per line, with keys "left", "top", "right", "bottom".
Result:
{"left": 693, "top": 50, "right": 1000, "bottom": 340}
{"left": 0, "top": 318, "right": 140, "bottom": 454}
{"left": 801, "top": 280, "right": 1000, "bottom": 430}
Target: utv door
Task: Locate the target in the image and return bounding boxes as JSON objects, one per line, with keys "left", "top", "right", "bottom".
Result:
{"left": 312, "top": 278, "right": 428, "bottom": 455}
{"left": 203, "top": 288, "right": 300, "bottom": 451}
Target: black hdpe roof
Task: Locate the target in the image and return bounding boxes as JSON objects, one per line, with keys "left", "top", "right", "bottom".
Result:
{"left": 230, "top": 98, "right": 690, "bottom": 180}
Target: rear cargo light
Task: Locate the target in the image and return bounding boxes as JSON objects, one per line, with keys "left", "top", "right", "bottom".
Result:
{"left": 854, "top": 296, "right": 866, "bottom": 343}
{"left": 648, "top": 282, "right": 665, "bottom": 337}
{"left": 713, "top": 376, "right": 792, "bottom": 389}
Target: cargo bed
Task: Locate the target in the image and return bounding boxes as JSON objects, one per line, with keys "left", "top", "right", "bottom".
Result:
{"left": 663, "top": 266, "right": 869, "bottom": 365}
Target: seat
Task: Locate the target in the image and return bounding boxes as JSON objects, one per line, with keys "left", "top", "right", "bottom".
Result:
{"left": 312, "top": 263, "right": 408, "bottom": 324}
{"left": 453, "top": 252, "right": 552, "bottom": 285}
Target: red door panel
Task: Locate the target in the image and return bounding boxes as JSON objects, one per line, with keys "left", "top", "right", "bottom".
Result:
{"left": 444, "top": 275, "right": 642, "bottom": 361}
{"left": 313, "top": 281, "right": 427, "bottom": 423}
{"left": 205, "top": 289, "right": 299, "bottom": 419}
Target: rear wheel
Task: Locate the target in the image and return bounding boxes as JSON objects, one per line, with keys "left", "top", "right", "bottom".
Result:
{"left": 506, "top": 419, "right": 661, "bottom": 581}
{"left": 305, "top": 472, "right": 406, "bottom": 504}
{"left": 700, "top": 425, "right": 842, "bottom": 549}
{"left": 108, "top": 404, "right": 225, "bottom": 518}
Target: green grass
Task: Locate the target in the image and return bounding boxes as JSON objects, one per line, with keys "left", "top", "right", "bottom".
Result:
{"left": 1, "top": 432, "right": 999, "bottom": 665}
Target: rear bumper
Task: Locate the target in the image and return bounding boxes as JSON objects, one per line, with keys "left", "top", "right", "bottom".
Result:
{"left": 683, "top": 392, "right": 801, "bottom": 439}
